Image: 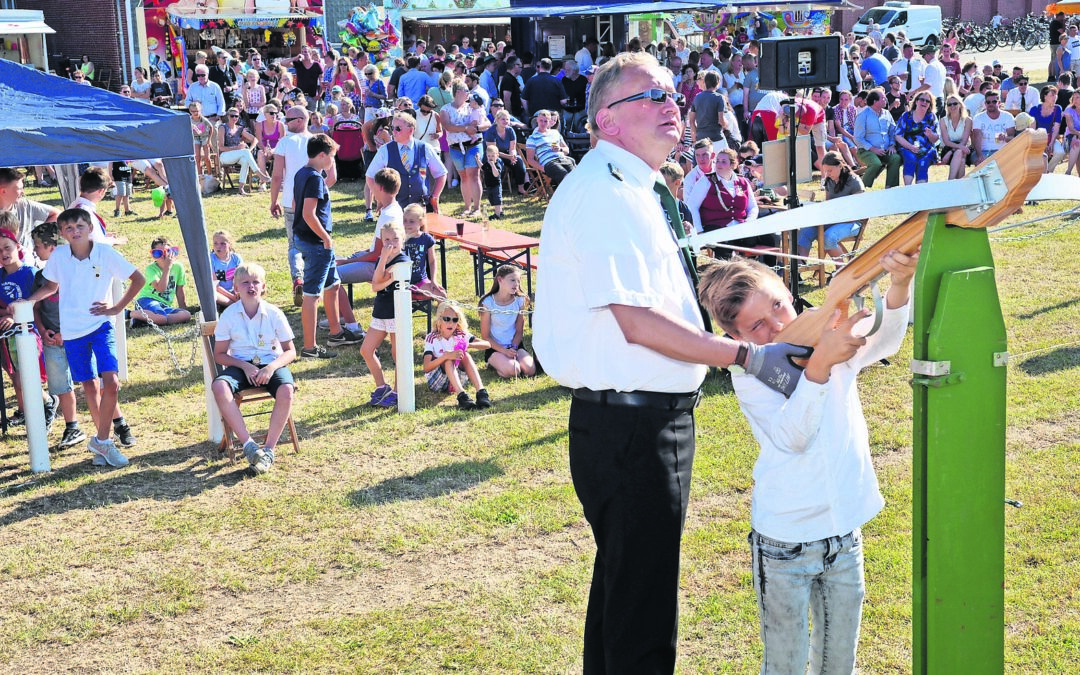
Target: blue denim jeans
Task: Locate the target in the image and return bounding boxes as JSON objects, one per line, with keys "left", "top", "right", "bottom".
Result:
{"left": 294, "top": 236, "right": 340, "bottom": 297}
{"left": 749, "top": 528, "right": 865, "bottom": 675}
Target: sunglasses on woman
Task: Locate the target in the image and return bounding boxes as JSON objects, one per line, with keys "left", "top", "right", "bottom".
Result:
{"left": 152, "top": 247, "right": 181, "bottom": 258}
{"left": 440, "top": 316, "right": 460, "bottom": 323}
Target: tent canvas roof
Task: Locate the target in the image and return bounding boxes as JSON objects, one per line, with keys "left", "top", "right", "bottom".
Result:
{"left": 405, "top": 0, "right": 848, "bottom": 20}
{"left": 0, "top": 60, "right": 195, "bottom": 166}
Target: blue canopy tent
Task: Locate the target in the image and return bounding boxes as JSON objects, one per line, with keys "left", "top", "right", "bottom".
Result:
{"left": 0, "top": 59, "right": 217, "bottom": 325}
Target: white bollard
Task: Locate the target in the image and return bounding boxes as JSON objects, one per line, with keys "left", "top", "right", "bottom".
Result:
{"left": 392, "top": 260, "right": 415, "bottom": 413}
{"left": 200, "top": 311, "right": 224, "bottom": 444}
{"left": 112, "top": 279, "right": 129, "bottom": 382}
{"left": 12, "top": 302, "right": 49, "bottom": 473}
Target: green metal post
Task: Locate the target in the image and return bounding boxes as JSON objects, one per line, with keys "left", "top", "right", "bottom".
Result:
{"left": 911, "top": 213, "right": 1007, "bottom": 674}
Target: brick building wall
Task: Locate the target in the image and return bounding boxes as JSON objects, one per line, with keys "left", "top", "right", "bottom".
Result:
{"left": 832, "top": 0, "right": 1053, "bottom": 36}
{"left": 19, "top": 0, "right": 132, "bottom": 91}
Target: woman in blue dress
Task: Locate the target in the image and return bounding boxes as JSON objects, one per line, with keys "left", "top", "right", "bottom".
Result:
{"left": 894, "top": 93, "right": 939, "bottom": 185}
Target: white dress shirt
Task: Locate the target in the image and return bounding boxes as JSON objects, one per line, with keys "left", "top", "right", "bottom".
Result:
{"left": 921, "top": 58, "right": 947, "bottom": 98}
{"left": 889, "top": 57, "right": 925, "bottom": 94}
{"left": 534, "top": 140, "right": 707, "bottom": 393}
{"left": 215, "top": 299, "right": 294, "bottom": 364}
{"left": 733, "top": 302, "right": 910, "bottom": 542}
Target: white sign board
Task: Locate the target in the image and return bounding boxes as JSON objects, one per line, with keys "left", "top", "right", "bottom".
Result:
{"left": 548, "top": 35, "right": 566, "bottom": 59}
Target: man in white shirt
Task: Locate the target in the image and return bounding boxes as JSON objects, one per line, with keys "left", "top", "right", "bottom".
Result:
{"left": 971, "top": 92, "right": 1015, "bottom": 163}
{"left": 1004, "top": 76, "right": 1034, "bottom": 115}
{"left": 888, "top": 42, "right": 925, "bottom": 95}
{"left": 964, "top": 81, "right": 991, "bottom": 118}
{"left": 534, "top": 52, "right": 803, "bottom": 674}
{"left": 915, "top": 44, "right": 947, "bottom": 112}
{"left": 575, "top": 36, "right": 597, "bottom": 74}
{"left": 1067, "top": 24, "right": 1080, "bottom": 78}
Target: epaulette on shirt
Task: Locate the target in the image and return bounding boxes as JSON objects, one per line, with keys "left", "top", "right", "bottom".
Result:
{"left": 607, "top": 163, "right": 624, "bottom": 182}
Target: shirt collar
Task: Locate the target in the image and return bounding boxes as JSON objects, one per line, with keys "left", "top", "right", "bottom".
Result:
{"left": 593, "top": 139, "right": 661, "bottom": 189}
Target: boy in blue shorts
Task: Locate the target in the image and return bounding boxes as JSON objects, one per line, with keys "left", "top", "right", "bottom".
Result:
{"left": 211, "top": 262, "right": 296, "bottom": 474}
{"left": 31, "top": 222, "right": 88, "bottom": 449}
{"left": 132, "top": 236, "right": 192, "bottom": 326}
{"left": 293, "top": 133, "right": 362, "bottom": 359}
{"left": 697, "top": 249, "right": 918, "bottom": 674}
{"left": 21, "top": 208, "right": 145, "bottom": 467}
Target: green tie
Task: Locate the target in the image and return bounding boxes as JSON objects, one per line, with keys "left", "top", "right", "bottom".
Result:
{"left": 654, "top": 178, "right": 712, "bottom": 332}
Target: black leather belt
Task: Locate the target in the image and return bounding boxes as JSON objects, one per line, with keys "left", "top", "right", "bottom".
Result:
{"left": 571, "top": 388, "right": 701, "bottom": 411}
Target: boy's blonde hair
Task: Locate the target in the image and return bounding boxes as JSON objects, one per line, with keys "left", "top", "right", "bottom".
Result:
{"left": 379, "top": 218, "right": 406, "bottom": 243}
{"left": 435, "top": 302, "right": 468, "bottom": 335}
{"left": 402, "top": 203, "right": 426, "bottom": 229}
{"left": 697, "top": 258, "right": 786, "bottom": 336}
{"left": 659, "top": 161, "right": 684, "bottom": 183}
{"left": 233, "top": 262, "right": 267, "bottom": 295}
{"left": 0, "top": 211, "right": 18, "bottom": 232}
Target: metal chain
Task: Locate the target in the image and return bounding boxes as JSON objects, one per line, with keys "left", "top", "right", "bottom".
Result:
{"left": 406, "top": 283, "right": 534, "bottom": 316}
{"left": 989, "top": 219, "right": 1078, "bottom": 243}
{"left": 128, "top": 304, "right": 202, "bottom": 376}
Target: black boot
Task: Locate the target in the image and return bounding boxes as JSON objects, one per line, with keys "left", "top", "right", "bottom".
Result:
{"left": 457, "top": 391, "right": 476, "bottom": 411}
{"left": 475, "top": 388, "right": 492, "bottom": 409}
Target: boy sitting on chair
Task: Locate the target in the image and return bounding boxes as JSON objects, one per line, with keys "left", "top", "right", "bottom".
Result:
{"left": 211, "top": 263, "right": 296, "bottom": 474}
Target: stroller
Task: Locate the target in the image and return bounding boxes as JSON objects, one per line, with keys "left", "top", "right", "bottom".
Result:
{"left": 331, "top": 120, "right": 365, "bottom": 181}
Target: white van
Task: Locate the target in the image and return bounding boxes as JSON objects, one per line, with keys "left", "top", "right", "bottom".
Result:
{"left": 852, "top": 2, "right": 942, "bottom": 47}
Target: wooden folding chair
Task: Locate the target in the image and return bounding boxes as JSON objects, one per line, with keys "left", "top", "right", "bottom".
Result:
{"left": 201, "top": 321, "right": 300, "bottom": 462}
{"left": 525, "top": 163, "right": 552, "bottom": 202}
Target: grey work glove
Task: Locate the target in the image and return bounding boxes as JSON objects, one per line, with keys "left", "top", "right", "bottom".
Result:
{"left": 743, "top": 343, "right": 812, "bottom": 398}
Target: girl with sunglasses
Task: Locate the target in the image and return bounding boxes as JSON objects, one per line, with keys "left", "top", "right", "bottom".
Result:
{"left": 938, "top": 94, "right": 973, "bottom": 180}
{"left": 422, "top": 304, "right": 493, "bottom": 410}
{"left": 132, "top": 237, "right": 191, "bottom": 327}
{"left": 894, "top": 94, "right": 939, "bottom": 185}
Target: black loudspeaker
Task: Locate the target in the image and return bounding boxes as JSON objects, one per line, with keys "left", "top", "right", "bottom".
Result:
{"left": 758, "top": 35, "right": 842, "bottom": 91}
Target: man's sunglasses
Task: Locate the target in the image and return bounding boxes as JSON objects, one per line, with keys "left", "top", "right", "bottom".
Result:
{"left": 440, "top": 316, "right": 460, "bottom": 323}
{"left": 152, "top": 247, "right": 180, "bottom": 258}
{"left": 606, "top": 88, "right": 685, "bottom": 109}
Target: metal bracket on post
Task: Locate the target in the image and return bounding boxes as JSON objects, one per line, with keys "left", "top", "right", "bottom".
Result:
{"left": 962, "top": 161, "right": 1008, "bottom": 221}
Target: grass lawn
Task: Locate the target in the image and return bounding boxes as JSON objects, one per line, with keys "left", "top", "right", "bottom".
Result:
{"left": 0, "top": 159, "right": 1077, "bottom": 673}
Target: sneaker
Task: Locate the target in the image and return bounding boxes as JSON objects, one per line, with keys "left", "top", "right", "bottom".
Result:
{"left": 376, "top": 390, "right": 398, "bottom": 408}
{"left": 368, "top": 384, "right": 392, "bottom": 406}
{"left": 318, "top": 317, "right": 350, "bottom": 330}
{"left": 252, "top": 448, "right": 274, "bottom": 474}
{"left": 113, "top": 209, "right": 121, "bottom": 217}
{"left": 59, "top": 426, "right": 88, "bottom": 449}
{"left": 114, "top": 422, "right": 136, "bottom": 447}
{"left": 364, "top": 209, "right": 375, "bottom": 222}
{"left": 88, "top": 436, "right": 129, "bottom": 467}
{"left": 241, "top": 438, "right": 262, "bottom": 466}
{"left": 293, "top": 281, "right": 304, "bottom": 308}
{"left": 8, "top": 410, "right": 24, "bottom": 427}
{"left": 475, "top": 388, "right": 492, "bottom": 409}
{"left": 457, "top": 391, "right": 476, "bottom": 411}
{"left": 43, "top": 395, "right": 59, "bottom": 433}
{"left": 300, "top": 344, "right": 337, "bottom": 359}
{"left": 327, "top": 327, "right": 364, "bottom": 346}
{"left": 124, "top": 210, "right": 137, "bottom": 216}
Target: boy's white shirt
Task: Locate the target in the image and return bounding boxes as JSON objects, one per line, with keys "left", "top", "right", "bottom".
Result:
{"left": 732, "top": 301, "right": 911, "bottom": 544}
{"left": 42, "top": 242, "right": 136, "bottom": 340}
{"left": 214, "top": 298, "right": 294, "bottom": 364}
{"left": 366, "top": 200, "right": 404, "bottom": 252}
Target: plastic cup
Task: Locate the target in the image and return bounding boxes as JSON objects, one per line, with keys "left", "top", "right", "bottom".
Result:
{"left": 456, "top": 221, "right": 465, "bottom": 235}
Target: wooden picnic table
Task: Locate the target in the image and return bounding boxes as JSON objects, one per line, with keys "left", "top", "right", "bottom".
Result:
{"left": 425, "top": 213, "right": 540, "bottom": 297}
